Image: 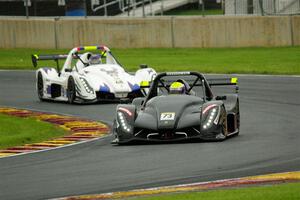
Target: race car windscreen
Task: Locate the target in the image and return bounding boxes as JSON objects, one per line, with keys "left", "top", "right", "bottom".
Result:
{"left": 70, "top": 51, "right": 119, "bottom": 67}
{"left": 88, "top": 51, "right": 120, "bottom": 65}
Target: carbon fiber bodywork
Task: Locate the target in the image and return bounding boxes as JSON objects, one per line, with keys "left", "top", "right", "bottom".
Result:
{"left": 112, "top": 72, "right": 240, "bottom": 144}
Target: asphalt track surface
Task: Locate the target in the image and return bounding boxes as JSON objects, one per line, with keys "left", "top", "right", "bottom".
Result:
{"left": 0, "top": 71, "right": 300, "bottom": 200}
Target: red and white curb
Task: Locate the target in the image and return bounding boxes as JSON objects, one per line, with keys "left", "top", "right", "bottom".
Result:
{"left": 54, "top": 171, "right": 300, "bottom": 200}
{"left": 0, "top": 107, "right": 110, "bottom": 158}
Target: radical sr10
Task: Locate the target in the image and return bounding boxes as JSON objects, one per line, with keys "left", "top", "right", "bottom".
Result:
{"left": 112, "top": 71, "right": 240, "bottom": 144}
{"left": 32, "top": 45, "right": 156, "bottom": 103}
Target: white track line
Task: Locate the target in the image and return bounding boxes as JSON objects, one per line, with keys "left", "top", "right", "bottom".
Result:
{"left": 0, "top": 135, "right": 111, "bottom": 160}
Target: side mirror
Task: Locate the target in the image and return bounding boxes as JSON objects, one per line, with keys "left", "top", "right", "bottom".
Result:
{"left": 216, "top": 96, "right": 227, "bottom": 100}
{"left": 140, "top": 64, "right": 148, "bottom": 69}
{"left": 64, "top": 68, "right": 72, "bottom": 72}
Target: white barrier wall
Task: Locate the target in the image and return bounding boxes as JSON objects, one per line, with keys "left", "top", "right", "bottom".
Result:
{"left": 173, "top": 16, "right": 293, "bottom": 48}
{"left": 0, "top": 18, "right": 56, "bottom": 48}
{"left": 292, "top": 15, "right": 300, "bottom": 46}
{"left": 0, "top": 16, "right": 298, "bottom": 49}
{"left": 55, "top": 18, "right": 172, "bottom": 48}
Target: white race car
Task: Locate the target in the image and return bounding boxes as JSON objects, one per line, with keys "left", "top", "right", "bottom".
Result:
{"left": 32, "top": 45, "right": 156, "bottom": 103}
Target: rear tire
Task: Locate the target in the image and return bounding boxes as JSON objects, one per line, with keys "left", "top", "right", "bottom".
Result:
{"left": 221, "top": 105, "right": 228, "bottom": 139}
{"left": 67, "top": 76, "right": 76, "bottom": 104}
{"left": 236, "top": 100, "right": 240, "bottom": 135}
{"left": 37, "top": 72, "right": 44, "bottom": 101}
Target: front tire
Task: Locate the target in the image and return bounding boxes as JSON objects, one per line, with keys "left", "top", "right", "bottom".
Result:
{"left": 67, "top": 76, "right": 76, "bottom": 104}
{"left": 37, "top": 72, "right": 44, "bottom": 101}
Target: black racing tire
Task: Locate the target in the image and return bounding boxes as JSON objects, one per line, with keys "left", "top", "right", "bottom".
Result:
{"left": 236, "top": 99, "right": 240, "bottom": 135}
{"left": 221, "top": 105, "right": 228, "bottom": 139}
{"left": 67, "top": 76, "right": 76, "bottom": 104}
{"left": 37, "top": 72, "right": 44, "bottom": 101}
{"left": 111, "top": 120, "right": 121, "bottom": 144}
{"left": 112, "top": 120, "right": 118, "bottom": 137}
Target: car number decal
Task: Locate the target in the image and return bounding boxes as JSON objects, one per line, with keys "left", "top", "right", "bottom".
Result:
{"left": 160, "top": 112, "right": 175, "bottom": 121}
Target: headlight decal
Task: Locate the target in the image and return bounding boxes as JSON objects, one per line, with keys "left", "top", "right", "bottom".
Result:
{"left": 79, "top": 77, "right": 93, "bottom": 94}
{"left": 202, "top": 104, "right": 217, "bottom": 115}
{"left": 99, "top": 83, "right": 110, "bottom": 93}
{"left": 118, "top": 107, "right": 133, "bottom": 117}
{"left": 128, "top": 82, "right": 140, "bottom": 91}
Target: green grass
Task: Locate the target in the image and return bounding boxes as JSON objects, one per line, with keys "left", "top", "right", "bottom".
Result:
{"left": 0, "top": 48, "right": 66, "bottom": 70}
{"left": 0, "top": 47, "right": 300, "bottom": 74}
{"left": 0, "top": 114, "right": 67, "bottom": 149}
{"left": 134, "top": 182, "right": 300, "bottom": 200}
{"left": 165, "top": 9, "right": 223, "bottom": 16}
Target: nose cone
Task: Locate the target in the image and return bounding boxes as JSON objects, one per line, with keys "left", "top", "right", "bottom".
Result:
{"left": 84, "top": 65, "right": 139, "bottom": 93}
{"left": 142, "top": 95, "right": 203, "bottom": 130}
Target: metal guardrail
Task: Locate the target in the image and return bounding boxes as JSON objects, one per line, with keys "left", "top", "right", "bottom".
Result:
{"left": 2, "top": 0, "right": 299, "bottom": 18}
{"left": 91, "top": 0, "right": 157, "bottom": 17}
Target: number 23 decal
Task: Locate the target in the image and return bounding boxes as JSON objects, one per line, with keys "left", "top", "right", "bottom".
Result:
{"left": 160, "top": 112, "right": 175, "bottom": 121}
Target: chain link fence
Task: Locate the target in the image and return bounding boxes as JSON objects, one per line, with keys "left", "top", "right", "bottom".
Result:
{"left": 0, "top": 0, "right": 299, "bottom": 17}
{"left": 225, "top": 0, "right": 300, "bottom": 15}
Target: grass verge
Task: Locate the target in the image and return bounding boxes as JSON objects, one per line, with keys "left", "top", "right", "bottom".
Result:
{"left": 0, "top": 113, "right": 67, "bottom": 149}
{"left": 0, "top": 47, "right": 299, "bottom": 74}
{"left": 134, "top": 182, "right": 300, "bottom": 200}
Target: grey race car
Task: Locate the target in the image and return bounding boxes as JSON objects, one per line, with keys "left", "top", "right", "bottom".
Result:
{"left": 112, "top": 71, "right": 240, "bottom": 144}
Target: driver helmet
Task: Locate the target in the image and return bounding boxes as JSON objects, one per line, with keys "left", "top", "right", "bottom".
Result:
{"left": 169, "top": 81, "right": 187, "bottom": 94}
{"left": 88, "top": 54, "right": 101, "bottom": 65}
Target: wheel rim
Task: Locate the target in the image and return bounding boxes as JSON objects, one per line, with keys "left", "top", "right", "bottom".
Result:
{"left": 37, "top": 73, "right": 43, "bottom": 99}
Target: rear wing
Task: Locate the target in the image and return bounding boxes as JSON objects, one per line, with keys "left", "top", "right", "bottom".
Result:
{"left": 31, "top": 54, "right": 68, "bottom": 68}
{"left": 31, "top": 53, "right": 105, "bottom": 68}
{"left": 208, "top": 77, "right": 238, "bottom": 86}
{"left": 208, "top": 77, "right": 239, "bottom": 93}
{"left": 31, "top": 45, "right": 109, "bottom": 68}
{"left": 140, "top": 77, "right": 238, "bottom": 93}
